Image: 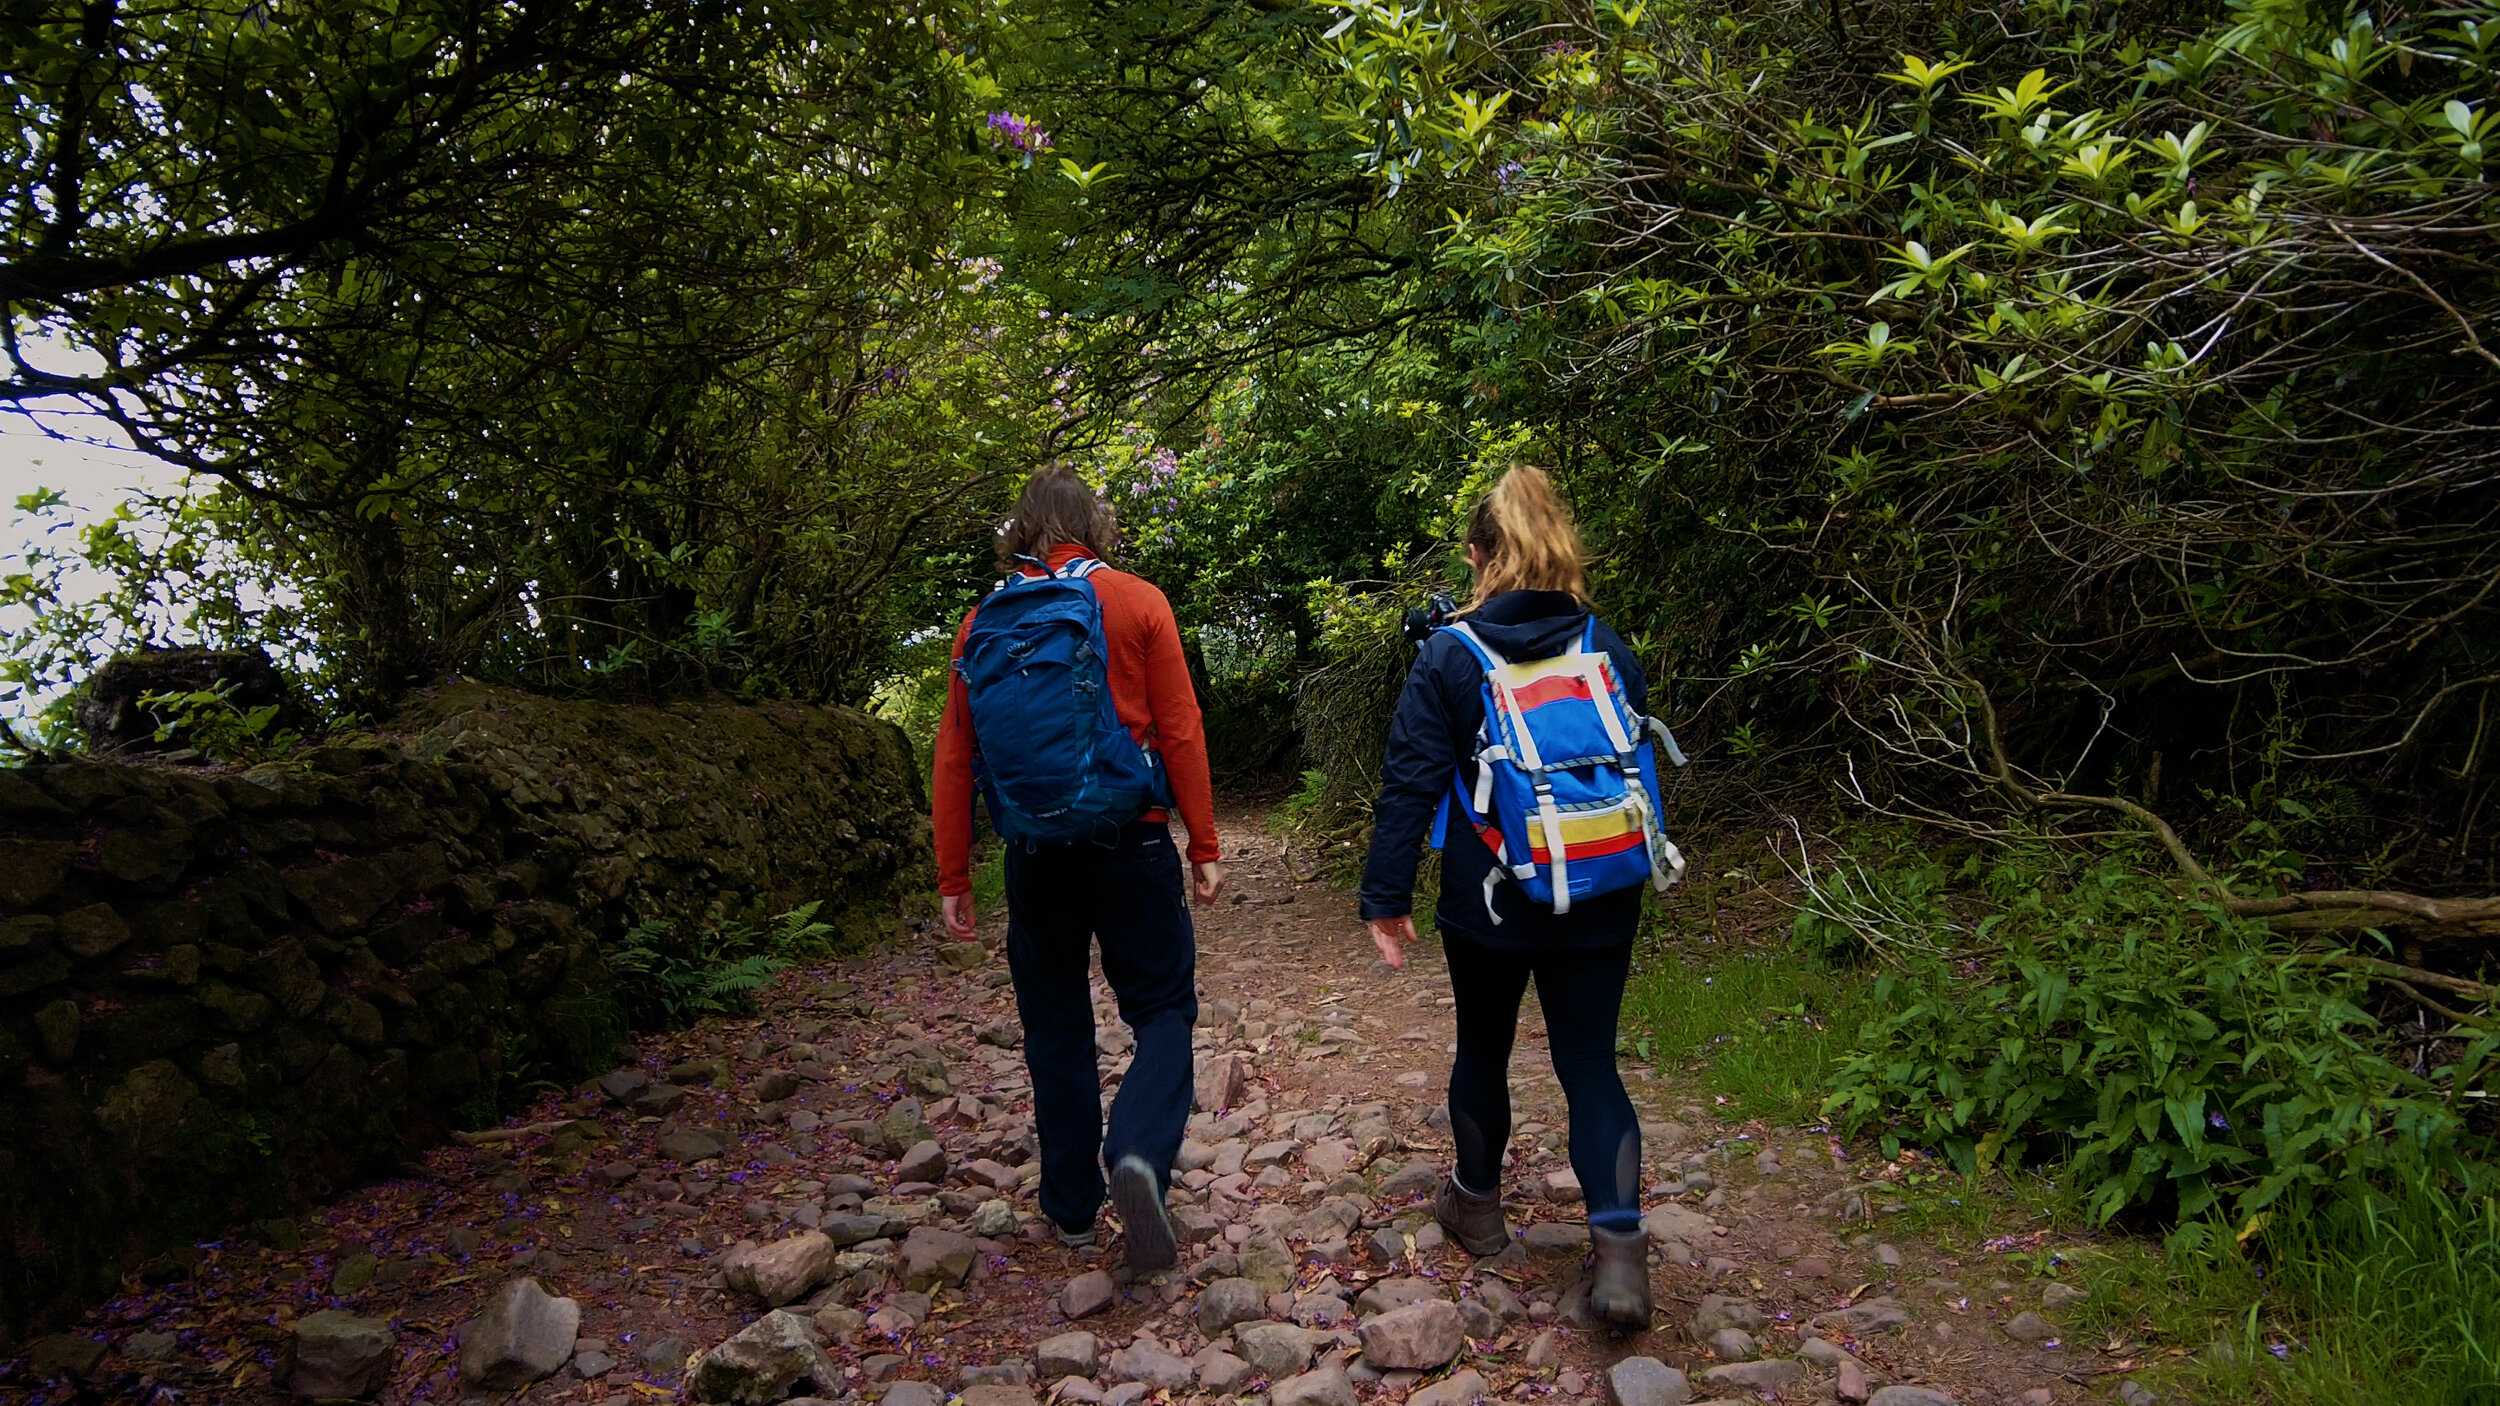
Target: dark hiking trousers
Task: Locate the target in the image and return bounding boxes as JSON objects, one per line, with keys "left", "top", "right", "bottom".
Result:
{"left": 1443, "top": 934, "right": 1643, "bottom": 1230}
{"left": 1003, "top": 818, "right": 1198, "bottom": 1235}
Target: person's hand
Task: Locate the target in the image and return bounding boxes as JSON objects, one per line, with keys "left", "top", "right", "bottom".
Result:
{"left": 942, "top": 893, "right": 977, "bottom": 941}
{"left": 1369, "top": 915, "right": 1419, "bottom": 969}
{"left": 1191, "top": 861, "right": 1226, "bottom": 905}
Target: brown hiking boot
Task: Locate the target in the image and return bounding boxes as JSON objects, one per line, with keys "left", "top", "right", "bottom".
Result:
{"left": 1435, "top": 1175, "right": 1511, "bottom": 1256}
{"left": 1588, "top": 1224, "right": 1653, "bottom": 1329}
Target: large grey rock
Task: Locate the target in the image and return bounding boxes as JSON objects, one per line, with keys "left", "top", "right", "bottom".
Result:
{"left": 1035, "top": 1331, "right": 1100, "bottom": 1378}
{"left": 1289, "top": 1291, "right": 1349, "bottom": 1328}
{"left": 598, "top": 1068, "right": 650, "bottom": 1101}
{"left": 1104, "top": 1341, "right": 1194, "bottom": 1389}
{"left": 1378, "top": 1161, "right": 1440, "bottom": 1199}
{"left": 1412, "top": 1368, "right": 1491, "bottom": 1406}
{"left": 1197, "top": 1277, "right": 1267, "bottom": 1337}
{"left": 1234, "top": 1322, "right": 1320, "bottom": 1380}
{"left": 1197, "top": 1051, "right": 1248, "bottom": 1111}
{"left": 898, "top": 1139, "right": 949, "bottom": 1184}
{"left": 1474, "top": 1278, "right": 1526, "bottom": 1322}
{"left": 1199, "top": 1350, "right": 1256, "bottom": 1394}
{"left": 1358, "top": 1300, "right": 1466, "bottom": 1369}
{"left": 2004, "top": 1311, "right": 2058, "bottom": 1343}
{"left": 1353, "top": 1277, "right": 1447, "bottom": 1314}
{"left": 1641, "top": 1204, "right": 1713, "bottom": 1246}
{"left": 1271, "top": 1364, "right": 1359, "bottom": 1406}
{"left": 724, "top": 1233, "right": 838, "bottom": 1306}
{"left": 1604, "top": 1356, "right": 1689, "bottom": 1406}
{"left": 1798, "top": 1337, "right": 1848, "bottom": 1363}
{"left": 1695, "top": 1359, "right": 1805, "bottom": 1393}
{"left": 458, "top": 1278, "right": 580, "bottom": 1390}
{"left": 289, "top": 1310, "right": 395, "bottom": 1398}
{"left": 1521, "top": 1221, "right": 1588, "bottom": 1257}
{"left": 686, "top": 1310, "right": 840, "bottom": 1405}
{"left": 1706, "top": 1328, "right": 1757, "bottom": 1361}
{"left": 1062, "top": 1269, "right": 1117, "bottom": 1319}
{"left": 659, "top": 1128, "right": 730, "bottom": 1163}
{"left": 1811, "top": 1298, "right": 1912, "bottom": 1337}
{"left": 899, "top": 1226, "right": 978, "bottom": 1290}
{"left": 124, "top": 1332, "right": 178, "bottom": 1362}
{"left": 866, "top": 1108, "right": 936, "bottom": 1155}
{"left": 1691, "top": 1294, "right": 1766, "bottom": 1336}
{"left": 884, "top": 1382, "right": 947, "bottom": 1406}
{"left": 824, "top": 1213, "right": 894, "bottom": 1246}
{"left": 955, "top": 1360, "right": 1035, "bottom": 1390}
{"left": 1868, "top": 1388, "right": 1957, "bottom": 1406}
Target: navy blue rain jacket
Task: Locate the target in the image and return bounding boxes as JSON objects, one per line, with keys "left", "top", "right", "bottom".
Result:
{"left": 1359, "top": 589, "right": 1650, "bottom": 950}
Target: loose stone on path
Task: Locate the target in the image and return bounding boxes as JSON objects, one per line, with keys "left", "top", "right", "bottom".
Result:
{"left": 457, "top": 1277, "right": 579, "bottom": 1390}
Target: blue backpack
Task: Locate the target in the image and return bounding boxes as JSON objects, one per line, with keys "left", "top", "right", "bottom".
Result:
{"left": 956, "top": 556, "right": 1169, "bottom": 845}
{"left": 1431, "top": 620, "right": 1689, "bottom": 921}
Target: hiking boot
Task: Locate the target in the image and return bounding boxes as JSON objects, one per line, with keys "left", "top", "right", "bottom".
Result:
{"left": 1109, "top": 1155, "right": 1176, "bottom": 1272}
{"left": 1588, "top": 1224, "right": 1653, "bottom": 1329}
{"left": 1435, "top": 1174, "right": 1511, "bottom": 1256}
{"left": 1053, "top": 1221, "right": 1097, "bottom": 1249}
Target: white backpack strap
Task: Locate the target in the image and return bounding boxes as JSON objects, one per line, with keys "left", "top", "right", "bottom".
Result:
{"left": 1571, "top": 621, "right": 1642, "bottom": 759}
{"left": 1448, "top": 623, "right": 1545, "bottom": 771}
{"left": 1580, "top": 657, "right": 1637, "bottom": 756}
{"left": 1444, "top": 621, "right": 1506, "bottom": 669}
{"left": 1646, "top": 716, "right": 1690, "bottom": 767}
{"left": 1535, "top": 779, "right": 1571, "bottom": 915}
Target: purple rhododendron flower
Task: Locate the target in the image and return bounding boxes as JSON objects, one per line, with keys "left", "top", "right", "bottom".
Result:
{"left": 985, "top": 112, "right": 1053, "bottom": 154}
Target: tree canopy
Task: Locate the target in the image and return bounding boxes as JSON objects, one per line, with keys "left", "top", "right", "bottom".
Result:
{"left": 6, "top": 0, "right": 2496, "bottom": 894}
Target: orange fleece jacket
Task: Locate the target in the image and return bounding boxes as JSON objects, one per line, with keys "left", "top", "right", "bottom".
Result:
{"left": 932, "top": 545, "right": 1220, "bottom": 896}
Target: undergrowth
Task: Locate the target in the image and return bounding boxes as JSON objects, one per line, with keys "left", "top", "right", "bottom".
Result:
{"left": 1629, "top": 830, "right": 2500, "bottom": 1403}
{"left": 609, "top": 901, "right": 841, "bottom": 1028}
{"left": 1623, "top": 950, "right": 1871, "bottom": 1125}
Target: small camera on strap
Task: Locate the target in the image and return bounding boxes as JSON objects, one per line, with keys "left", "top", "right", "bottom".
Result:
{"left": 1400, "top": 591, "right": 1460, "bottom": 644}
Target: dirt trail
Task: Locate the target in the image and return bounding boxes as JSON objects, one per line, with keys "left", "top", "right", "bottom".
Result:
{"left": 10, "top": 801, "right": 2130, "bottom": 1406}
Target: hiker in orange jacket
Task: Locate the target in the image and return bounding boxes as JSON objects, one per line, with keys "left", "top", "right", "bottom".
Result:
{"left": 930, "top": 465, "right": 1223, "bottom": 1270}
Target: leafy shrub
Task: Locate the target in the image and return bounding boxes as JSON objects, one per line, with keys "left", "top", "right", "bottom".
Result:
{"left": 134, "top": 680, "right": 307, "bottom": 763}
{"left": 1825, "top": 857, "right": 2493, "bottom": 1225}
{"left": 610, "top": 901, "right": 839, "bottom": 1028}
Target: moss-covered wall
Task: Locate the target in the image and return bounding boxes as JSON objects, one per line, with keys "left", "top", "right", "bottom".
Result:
{"left": 0, "top": 683, "right": 932, "bottom": 1341}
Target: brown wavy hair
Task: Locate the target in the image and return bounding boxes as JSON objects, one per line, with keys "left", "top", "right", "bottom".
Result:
{"left": 1464, "top": 465, "right": 1588, "bottom": 604}
{"left": 996, "top": 464, "right": 1121, "bottom": 573}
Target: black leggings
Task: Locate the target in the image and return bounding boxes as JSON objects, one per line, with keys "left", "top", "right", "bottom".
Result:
{"left": 1444, "top": 936, "right": 1642, "bottom": 1230}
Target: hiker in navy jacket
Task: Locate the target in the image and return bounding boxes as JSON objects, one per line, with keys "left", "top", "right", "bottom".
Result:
{"left": 1361, "top": 465, "right": 1658, "bottom": 1329}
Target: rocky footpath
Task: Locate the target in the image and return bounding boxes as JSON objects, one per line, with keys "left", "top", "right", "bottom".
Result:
{"left": 3, "top": 805, "right": 2153, "bottom": 1406}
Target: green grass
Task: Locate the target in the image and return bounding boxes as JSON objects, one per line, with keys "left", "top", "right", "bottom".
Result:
{"left": 1630, "top": 942, "right": 2500, "bottom": 1404}
{"left": 1621, "top": 950, "right": 1873, "bottom": 1125}
{"left": 2214, "top": 1175, "right": 2500, "bottom": 1405}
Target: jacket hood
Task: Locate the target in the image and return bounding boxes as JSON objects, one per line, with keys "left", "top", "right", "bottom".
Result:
{"left": 1453, "top": 590, "right": 1590, "bottom": 661}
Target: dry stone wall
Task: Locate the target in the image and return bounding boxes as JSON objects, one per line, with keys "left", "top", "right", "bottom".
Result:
{"left": 0, "top": 683, "right": 932, "bottom": 1338}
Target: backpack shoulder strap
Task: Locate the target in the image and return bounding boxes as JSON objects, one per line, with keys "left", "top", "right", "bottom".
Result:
{"left": 1442, "top": 621, "right": 1506, "bottom": 671}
